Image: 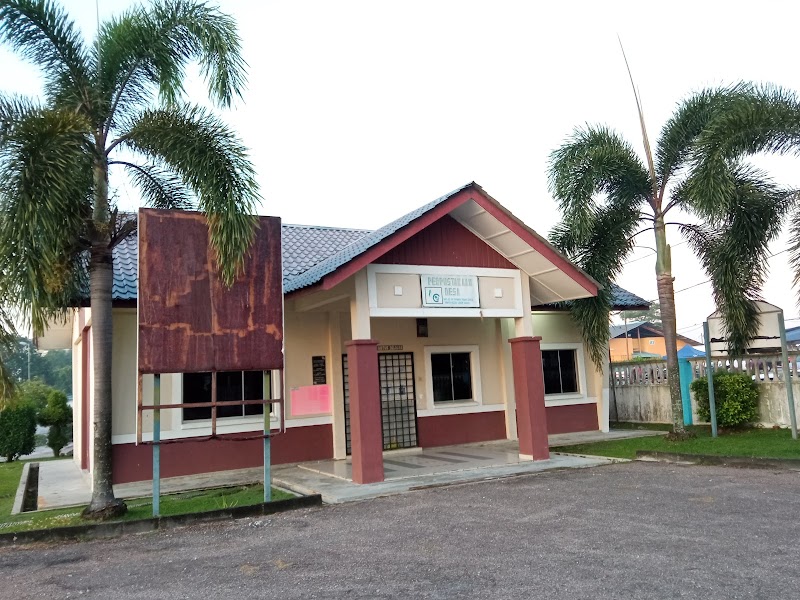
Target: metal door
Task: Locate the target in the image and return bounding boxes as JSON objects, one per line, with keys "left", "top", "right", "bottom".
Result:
{"left": 342, "top": 352, "right": 418, "bottom": 454}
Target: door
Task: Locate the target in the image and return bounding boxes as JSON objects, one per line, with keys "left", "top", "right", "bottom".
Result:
{"left": 342, "top": 352, "right": 418, "bottom": 454}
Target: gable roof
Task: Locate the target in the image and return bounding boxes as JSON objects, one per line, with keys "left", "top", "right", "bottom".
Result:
{"left": 283, "top": 184, "right": 472, "bottom": 293}
{"left": 284, "top": 182, "right": 602, "bottom": 305}
{"left": 98, "top": 183, "right": 646, "bottom": 311}
{"left": 97, "top": 227, "right": 646, "bottom": 310}
{"left": 610, "top": 321, "right": 701, "bottom": 346}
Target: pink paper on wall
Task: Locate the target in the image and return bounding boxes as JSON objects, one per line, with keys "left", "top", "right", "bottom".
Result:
{"left": 290, "top": 385, "right": 332, "bottom": 416}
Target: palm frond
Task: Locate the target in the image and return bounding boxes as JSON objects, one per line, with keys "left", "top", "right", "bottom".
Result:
{"left": 688, "top": 83, "right": 800, "bottom": 218}
{"left": 112, "top": 160, "right": 195, "bottom": 210}
{"left": 791, "top": 204, "right": 800, "bottom": 297}
{"left": 0, "top": 93, "right": 39, "bottom": 143}
{"left": 550, "top": 199, "right": 643, "bottom": 366}
{"left": 97, "top": 0, "right": 247, "bottom": 130}
{"left": 548, "top": 126, "right": 650, "bottom": 366}
{"left": 0, "top": 301, "right": 17, "bottom": 404}
{"left": 0, "top": 0, "right": 91, "bottom": 107}
{"left": 682, "top": 164, "right": 794, "bottom": 354}
{"left": 656, "top": 84, "right": 747, "bottom": 188}
{"left": 119, "top": 104, "right": 258, "bottom": 285}
{"left": 549, "top": 125, "right": 652, "bottom": 238}
{"left": 0, "top": 105, "right": 92, "bottom": 334}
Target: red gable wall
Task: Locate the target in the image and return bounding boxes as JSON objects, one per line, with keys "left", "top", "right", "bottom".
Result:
{"left": 373, "top": 215, "right": 515, "bottom": 269}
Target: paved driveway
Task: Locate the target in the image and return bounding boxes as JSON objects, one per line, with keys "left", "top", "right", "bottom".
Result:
{"left": 2, "top": 462, "right": 798, "bottom": 599}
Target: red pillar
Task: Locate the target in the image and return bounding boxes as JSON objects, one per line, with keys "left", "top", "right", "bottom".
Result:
{"left": 509, "top": 336, "right": 550, "bottom": 460}
{"left": 345, "top": 339, "right": 384, "bottom": 483}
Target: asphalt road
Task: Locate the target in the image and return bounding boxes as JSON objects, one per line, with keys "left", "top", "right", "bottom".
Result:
{"left": 2, "top": 462, "right": 799, "bottom": 599}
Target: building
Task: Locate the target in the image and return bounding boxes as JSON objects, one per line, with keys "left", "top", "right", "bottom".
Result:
{"left": 609, "top": 321, "right": 700, "bottom": 362}
{"left": 42, "top": 183, "right": 647, "bottom": 485}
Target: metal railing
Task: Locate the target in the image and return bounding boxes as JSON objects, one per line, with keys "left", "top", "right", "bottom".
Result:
{"left": 687, "top": 353, "right": 799, "bottom": 384}
{"left": 612, "top": 360, "right": 668, "bottom": 387}
{"left": 612, "top": 352, "right": 800, "bottom": 388}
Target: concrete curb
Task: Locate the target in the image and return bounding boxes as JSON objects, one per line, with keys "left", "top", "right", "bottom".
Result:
{"left": 636, "top": 451, "right": 800, "bottom": 471}
{"left": 10, "top": 462, "right": 30, "bottom": 516}
{"left": 0, "top": 493, "right": 323, "bottom": 547}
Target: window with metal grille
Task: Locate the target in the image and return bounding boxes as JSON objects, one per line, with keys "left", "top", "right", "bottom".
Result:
{"left": 431, "top": 352, "right": 473, "bottom": 403}
{"left": 182, "top": 371, "right": 265, "bottom": 421}
{"left": 541, "top": 350, "right": 578, "bottom": 395}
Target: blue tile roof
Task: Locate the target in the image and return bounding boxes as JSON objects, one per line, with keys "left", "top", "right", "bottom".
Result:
{"left": 105, "top": 222, "right": 373, "bottom": 301}
{"left": 607, "top": 285, "right": 650, "bottom": 310}
{"left": 111, "top": 233, "right": 138, "bottom": 300}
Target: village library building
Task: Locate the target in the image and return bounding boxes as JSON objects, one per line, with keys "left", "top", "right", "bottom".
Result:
{"left": 42, "top": 183, "right": 647, "bottom": 485}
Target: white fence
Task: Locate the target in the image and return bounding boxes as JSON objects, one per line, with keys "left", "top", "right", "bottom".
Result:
{"left": 610, "top": 353, "right": 800, "bottom": 427}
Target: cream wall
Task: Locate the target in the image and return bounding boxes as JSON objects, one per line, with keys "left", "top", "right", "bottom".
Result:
{"left": 533, "top": 310, "right": 608, "bottom": 431}
{"left": 375, "top": 273, "right": 422, "bottom": 309}
{"left": 366, "top": 316, "right": 507, "bottom": 411}
{"left": 71, "top": 308, "right": 89, "bottom": 471}
{"left": 283, "top": 309, "right": 334, "bottom": 421}
{"left": 532, "top": 312, "right": 584, "bottom": 345}
{"left": 79, "top": 301, "right": 606, "bottom": 458}
{"left": 371, "top": 268, "right": 520, "bottom": 313}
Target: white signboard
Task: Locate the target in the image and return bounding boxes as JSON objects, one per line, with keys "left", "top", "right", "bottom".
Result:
{"left": 421, "top": 274, "right": 480, "bottom": 308}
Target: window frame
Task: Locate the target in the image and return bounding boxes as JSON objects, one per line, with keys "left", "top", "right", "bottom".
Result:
{"left": 180, "top": 370, "right": 277, "bottom": 428}
{"left": 540, "top": 342, "right": 591, "bottom": 406}
{"left": 424, "top": 345, "right": 483, "bottom": 412}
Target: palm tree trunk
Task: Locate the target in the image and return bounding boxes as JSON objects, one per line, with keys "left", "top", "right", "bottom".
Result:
{"left": 82, "top": 160, "right": 126, "bottom": 519}
{"left": 653, "top": 216, "right": 686, "bottom": 435}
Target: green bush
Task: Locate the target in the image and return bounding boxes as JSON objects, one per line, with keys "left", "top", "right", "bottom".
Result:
{"left": 38, "top": 389, "right": 72, "bottom": 457}
{"left": 15, "top": 380, "right": 52, "bottom": 413}
{"left": 0, "top": 401, "right": 37, "bottom": 461}
{"left": 691, "top": 371, "right": 760, "bottom": 428}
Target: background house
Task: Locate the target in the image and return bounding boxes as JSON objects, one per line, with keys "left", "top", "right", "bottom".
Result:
{"left": 610, "top": 321, "right": 700, "bottom": 362}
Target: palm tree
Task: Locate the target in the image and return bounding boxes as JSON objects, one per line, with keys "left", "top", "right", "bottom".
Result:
{"left": 0, "top": 0, "right": 259, "bottom": 518}
{"left": 548, "top": 83, "right": 799, "bottom": 436}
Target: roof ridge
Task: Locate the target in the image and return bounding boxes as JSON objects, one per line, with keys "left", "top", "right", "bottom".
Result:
{"left": 282, "top": 223, "right": 373, "bottom": 232}
{"left": 283, "top": 182, "right": 474, "bottom": 293}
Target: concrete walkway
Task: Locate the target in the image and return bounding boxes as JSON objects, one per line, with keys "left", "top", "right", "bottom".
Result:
{"left": 28, "top": 428, "right": 661, "bottom": 511}
{"left": 34, "top": 460, "right": 91, "bottom": 512}
{"left": 273, "top": 451, "right": 618, "bottom": 504}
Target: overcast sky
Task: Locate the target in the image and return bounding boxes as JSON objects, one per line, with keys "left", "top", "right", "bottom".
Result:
{"left": 3, "top": 0, "right": 800, "bottom": 342}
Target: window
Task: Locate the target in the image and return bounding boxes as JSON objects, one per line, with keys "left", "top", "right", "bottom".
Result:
{"left": 183, "top": 371, "right": 265, "bottom": 421}
{"left": 542, "top": 350, "right": 579, "bottom": 395}
{"left": 431, "top": 352, "right": 473, "bottom": 403}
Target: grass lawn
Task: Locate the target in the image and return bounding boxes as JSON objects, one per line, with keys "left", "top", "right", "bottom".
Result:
{"left": 554, "top": 425, "right": 800, "bottom": 460}
{"left": 0, "top": 459, "right": 295, "bottom": 534}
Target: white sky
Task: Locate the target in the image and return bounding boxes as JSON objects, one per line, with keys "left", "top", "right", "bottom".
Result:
{"left": 2, "top": 0, "right": 800, "bottom": 342}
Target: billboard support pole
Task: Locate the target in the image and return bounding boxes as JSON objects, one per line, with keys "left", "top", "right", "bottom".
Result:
{"left": 779, "top": 311, "right": 798, "bottom": 440}
{"left": 153, "top": 373, "right": 161, "bottom": 517}
{"left": 263, "top": 371, "right": 271, "bottom": 503}
{"left": 703, "top": 322, "right": 718, "bottom": 438}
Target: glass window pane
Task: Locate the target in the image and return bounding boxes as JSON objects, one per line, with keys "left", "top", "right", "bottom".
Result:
{"left": 217, "top": 371, "right": 243, "bottom": 418}
{"left": 541, "top": 350, "right": 562, "bottom": 395}
{"left": 244, "top": 371, "right": 265, "bottom": 416}
{"left": 183, "top": 372, "right": 212, "bottom": 421}
{"left": 431, "top": 353, "right": 453, "bottom": 403}
{"left": 558, "top": 350, "right": 578, "bottom": 393}
{"left": 450, "top": 353, "right": 472, "bottom": 401}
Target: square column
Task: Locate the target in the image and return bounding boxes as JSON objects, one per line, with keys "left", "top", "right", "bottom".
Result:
{"left": 345, "top": 339, "right": 384, "bottom": 484}
{"left": 509, "top": 336, "right": 550, "bottom": 461}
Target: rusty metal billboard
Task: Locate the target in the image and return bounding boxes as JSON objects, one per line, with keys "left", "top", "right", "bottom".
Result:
{"left": 138, "top": 209, "right": 283, "bottom": 374}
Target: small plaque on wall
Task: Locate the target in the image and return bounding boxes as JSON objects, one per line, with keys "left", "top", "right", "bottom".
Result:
{"left": 377, "top": 344, "right": 404, "bottom": 352}
{"left": 312, "top": 355, "right": 326, "bottom": 385}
